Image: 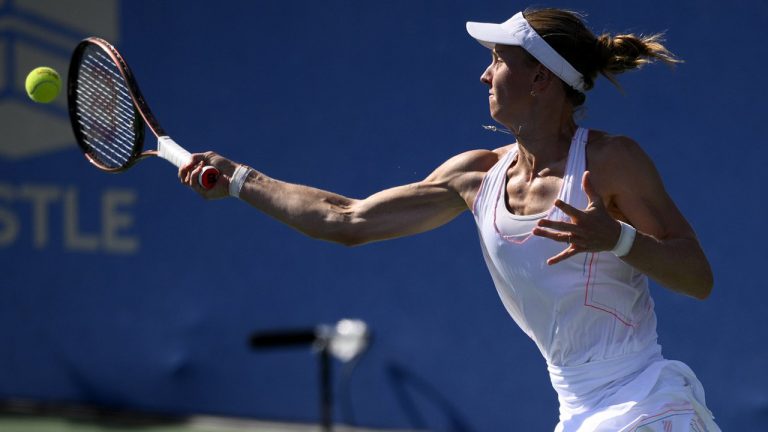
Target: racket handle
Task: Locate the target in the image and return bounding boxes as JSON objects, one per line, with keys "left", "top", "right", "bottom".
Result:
{"left": 198, "top": 166, "right": 219, "bottom": 190}
{"left": 158, "top": 136, "right": 219, "bottom": 190}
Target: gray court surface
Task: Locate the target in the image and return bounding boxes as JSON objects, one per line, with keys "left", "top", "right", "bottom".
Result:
{"left": 0, "top": 400, "right": 423, "bottom": 432}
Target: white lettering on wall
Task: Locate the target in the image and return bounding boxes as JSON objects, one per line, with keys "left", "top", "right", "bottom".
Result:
{"left": 102, "top": 190, "right": 138, "bottom": 253}
{"left": 0, "top": 184, "right": 20, "bottom": 247}
{"left": 0, "top": 182, "right": 139, "bottom": 254}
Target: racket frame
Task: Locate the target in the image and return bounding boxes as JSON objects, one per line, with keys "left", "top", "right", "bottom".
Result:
{"left": 68, "top": 37, "right": 168, "bottom": 172}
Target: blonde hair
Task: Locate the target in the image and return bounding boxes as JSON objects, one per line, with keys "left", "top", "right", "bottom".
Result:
{"left": 522, "top": 8, "right": 682, "bottom": 106}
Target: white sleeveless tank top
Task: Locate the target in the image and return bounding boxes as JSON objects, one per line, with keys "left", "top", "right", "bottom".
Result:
{"left": 472, "top": 128, "right": 717, "bottom": 431}
{"left": 473, "top": 127, "right": 659, "bottom": 367}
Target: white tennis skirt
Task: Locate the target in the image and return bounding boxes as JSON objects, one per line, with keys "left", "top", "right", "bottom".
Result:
{"left": 548, "top": 345, "right": 720, "bottom": 432}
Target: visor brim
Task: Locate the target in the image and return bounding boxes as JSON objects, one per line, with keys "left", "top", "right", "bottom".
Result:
{"left": 466, "top": 21, "right": 522, "bottom": 50}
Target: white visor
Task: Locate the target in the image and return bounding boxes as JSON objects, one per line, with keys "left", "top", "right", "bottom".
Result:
{"left": 466, "top": 12, "right": 586, "bottom": 92}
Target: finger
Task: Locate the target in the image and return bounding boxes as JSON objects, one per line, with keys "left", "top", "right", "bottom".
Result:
{"left": 181, "top": 153, "right": 203, "bottom": 170}
{"left": 554, "top": 199, "right": 585, "bottom": 218}
{"left": 182, "top": 162, "right": 198, "bottom": 186}
{"left": 178, "top": 162, "right": 193, "bottom": 182}
{"left": 189, "top": 164, "right": 207, "bottom": 188}
{"left": 537, "top": 219, "right": 581, "bottom": 234}
{"left": 201, "top": 151, "right": 217, "bottom": 164}
{"left": 581, "top": 171, "right": 602, "bottom": 206}
{"left": 179, "top": 153, "right": 204, "bottom": 181}
{"left": 547, "top": 246, "right": 580, "bottom": 265}
{"left": 532, "top": 227, "right": 571, "bottom": 243}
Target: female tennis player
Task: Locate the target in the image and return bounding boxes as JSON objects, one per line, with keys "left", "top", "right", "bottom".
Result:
{"left": 180, "top": 8, "right": 718, "bottom": 431}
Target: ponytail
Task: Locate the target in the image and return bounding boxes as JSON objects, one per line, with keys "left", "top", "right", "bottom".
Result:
{"left": 524, "top": 8, "right": 682, "bottom": 106}
{"left": 596, "top": 32, "right": 681, "bottom": 87}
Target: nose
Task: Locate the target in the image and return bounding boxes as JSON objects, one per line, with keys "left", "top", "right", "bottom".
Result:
{"left": 480, "top": 64, "right": 492, "bottom": 86}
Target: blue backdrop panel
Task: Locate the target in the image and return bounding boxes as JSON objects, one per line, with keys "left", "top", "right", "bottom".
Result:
{"left": 1, "top": 0, "right": 766, "bottom": 431}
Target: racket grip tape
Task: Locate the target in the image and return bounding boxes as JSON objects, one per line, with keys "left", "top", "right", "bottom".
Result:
{"left": 158, "top": 136, "right": 219, "bottom": 190}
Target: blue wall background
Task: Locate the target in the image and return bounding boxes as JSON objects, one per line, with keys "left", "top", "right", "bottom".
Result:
{"left": 1, "top": 0, "right": 766, "bottom": 430}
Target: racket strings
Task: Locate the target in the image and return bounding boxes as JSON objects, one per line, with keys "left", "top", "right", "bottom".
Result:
{"left": 75, "top": 82, "right": 134, "bottom": 161}
{"left": 79, "top": 63, "right": 134, "bottom": 125}
{"left": 75, "top": 84, "right": 135, "bottom": 165}
{"left": 74, "top": 47, "right": 140, "bottom": 169}
{"left": 78, "top": 55, "right": 136, "bottom": 164}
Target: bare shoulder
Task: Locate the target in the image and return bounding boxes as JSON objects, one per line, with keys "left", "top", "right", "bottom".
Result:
{"left": 587, "top": 131, "right": 648, "bottom": 166}
{"left": 445, "top": 147, "right": 509, "bottom": 171}
{"left": 585, "top": 130, "right": 675, "bottom": 232}
{"left": 425, "top": 146, "right": 512, "bottom": 209}
{"left": 586, "top": 131, "right": 660, "bottom": 193}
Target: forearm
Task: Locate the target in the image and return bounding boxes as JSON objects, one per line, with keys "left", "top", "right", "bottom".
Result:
{"left": 238, "top": 168, "right": 362, "bottom": 245}
{"left": 621, "top": 231, "right": 713, "bottom": 299}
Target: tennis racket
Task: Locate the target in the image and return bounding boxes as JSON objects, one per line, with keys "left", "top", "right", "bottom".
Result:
{"left": 68, "top": 36, "right": 218, "bottom": 189}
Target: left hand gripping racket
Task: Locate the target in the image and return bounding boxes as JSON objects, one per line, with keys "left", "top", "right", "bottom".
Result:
{"left": 68, "top": 37, "right": 219, "bottom": 189}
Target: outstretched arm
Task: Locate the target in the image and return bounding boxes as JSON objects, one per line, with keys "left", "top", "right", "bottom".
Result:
{"left": 179, "top": 150, "right": 497, "bottom": 246}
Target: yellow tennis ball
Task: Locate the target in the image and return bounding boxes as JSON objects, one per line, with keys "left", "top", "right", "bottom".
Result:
{"left": 25, "top": 66, "right": 61, "bottom": 103}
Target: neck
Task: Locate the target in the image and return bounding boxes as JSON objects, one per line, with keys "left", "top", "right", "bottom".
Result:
{"left": 504, "top": 104, "right": 577, "bottom": 178}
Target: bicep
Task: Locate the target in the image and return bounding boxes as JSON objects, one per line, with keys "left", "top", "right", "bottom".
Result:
{"left": 342, "top": 150, "right": 495, "bottom": 245}
{"left": 345, "top": 179, "right": 467, "bottom": 244}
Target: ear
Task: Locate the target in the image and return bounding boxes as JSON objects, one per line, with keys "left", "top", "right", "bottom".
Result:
{"left": 531, "top": 64, "right": 555, "bottom": 93}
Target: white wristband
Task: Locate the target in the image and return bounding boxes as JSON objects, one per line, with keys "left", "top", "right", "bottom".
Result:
{"left": 229, "top": 165, "right": 253, "bottom": 198}
{"left": 611, "top": 221, "right": 636, "bottom": 257}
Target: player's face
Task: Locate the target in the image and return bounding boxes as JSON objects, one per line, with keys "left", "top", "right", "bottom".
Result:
{"left": 480, "top": 46, "right": 537, "bottom": 123}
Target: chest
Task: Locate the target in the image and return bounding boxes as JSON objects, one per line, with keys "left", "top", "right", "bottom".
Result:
{"left": 504, "top": 162, "right": 565, "bottom": 216}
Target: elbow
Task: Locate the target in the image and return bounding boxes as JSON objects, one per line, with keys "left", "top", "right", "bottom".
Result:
{"left": 690, "top": 284, "right": 712, "bottom": 300}
{"left": 322, "top": 205, "right": 380, "bottom": 247}
{"left": 678, "top": 247, "right": 714, "bottom": 300}
{"left": 664, "top": 262, "right": 713, "bottom": 300}
{"left": 694, "top": 271, "right": 714, "bottom": 300}
{"left": 303, "top": 228, "right": 366, "bottom": 247}
{"left": 302, "top": 201, "right": 379, "bottom": 247}
{"left": 307, "top": 217, "right": 370, "bottom": 247}
{"left": 688, "top": 265, "right": 714, "bottom": 300}
{"left": 334, "top": 221, "right": 377, "bottom": 247}
{"left": 332, "top": 232, "right": 368, "bottom": 247}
